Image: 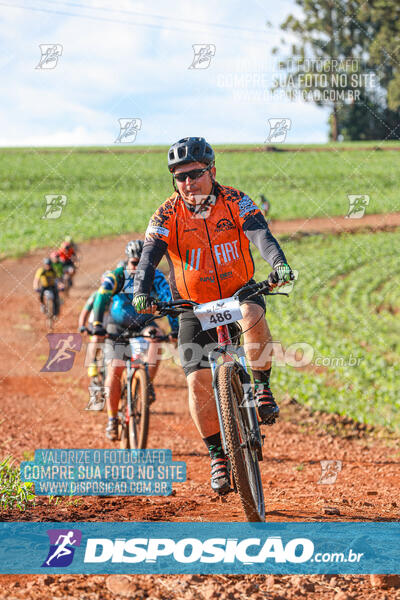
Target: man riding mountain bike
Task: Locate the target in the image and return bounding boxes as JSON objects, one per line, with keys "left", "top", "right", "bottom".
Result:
{"left": 133, "top": 137, "right": 293, "bottom": 494}
{"left": 58, "top": 239, "right": 77, "bottom": 268}
{"left": 92, "top": 240, "right": 179, "bottom": 441}
{"left": 50, "top": 251, "right": 65, "bottom": 286}
{"left": 33, "top": 258, "right": 60, "bottom": 316}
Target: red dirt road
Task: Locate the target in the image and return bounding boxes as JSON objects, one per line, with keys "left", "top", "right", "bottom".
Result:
{"left": 0, "top": 221, "right": 399, "bottom": 598}
{"left": 269, "top": 211, "right": 400, "bottom": 236}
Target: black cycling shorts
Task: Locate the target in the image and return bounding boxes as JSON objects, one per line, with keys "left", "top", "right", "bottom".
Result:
{"left": 178, "top": 282, "right": 266, "bottom": 377}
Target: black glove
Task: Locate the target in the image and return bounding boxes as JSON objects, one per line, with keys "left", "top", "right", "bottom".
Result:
{"left": 93, "top": 323, "right": 107, "bottom": 336}
{"left": 169, "top": 331, "right": 178, "bottom": 340}
{"left": 79, "top": 325, "right": 87, "bottom": 334}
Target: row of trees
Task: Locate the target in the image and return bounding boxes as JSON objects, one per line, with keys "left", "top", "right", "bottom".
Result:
{"left": 273, "top": 0, "right": 400, "bottom": 140}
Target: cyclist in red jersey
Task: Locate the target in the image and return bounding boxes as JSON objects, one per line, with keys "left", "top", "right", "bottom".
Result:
{"left": 133, "top": 137, "right": 293, "bottom": 494}
{"left": 58, "top": 241, "right": 76, "bottom": 265}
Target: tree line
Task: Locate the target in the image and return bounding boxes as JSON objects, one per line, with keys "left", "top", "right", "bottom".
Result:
{"left": 272, "top": 0, "right": 400, "bottom": 140}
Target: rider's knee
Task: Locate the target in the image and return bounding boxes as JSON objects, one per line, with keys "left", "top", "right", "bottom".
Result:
{"left": 187, "top": 368, "right": 212, "bottom": 400}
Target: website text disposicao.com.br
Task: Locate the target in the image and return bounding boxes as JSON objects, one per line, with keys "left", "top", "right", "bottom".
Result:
{"left": 82, "top": 536, "right": 364, "bottom": 565}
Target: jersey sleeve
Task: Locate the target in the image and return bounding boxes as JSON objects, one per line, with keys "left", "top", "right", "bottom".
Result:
{"left": 92, "top": 269, "right": 122, "bottom": 324}
{"left": 231, "top": 192, "right": 287, "bottom": 268}
{"left": 152, "top": 269, "right": 179, "bottom": 331}
{"left": 84, "top": 291, "right": 96, "bottom": 312}
{"left": 133, "top": 200, "right": 175, "bottom": 296}
{"left": 144, "top": 199, "right": 175, "bottom": 244}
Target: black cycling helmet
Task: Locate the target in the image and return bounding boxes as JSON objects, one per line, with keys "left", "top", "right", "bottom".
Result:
{"left": 167, "top": 137, "right": 215, "bottom": 172}
{"left": 125, "top": 240, "right": 144, "bottom": 259}
{"left": 43, "top": 258, "right": 52, "bottom": 267}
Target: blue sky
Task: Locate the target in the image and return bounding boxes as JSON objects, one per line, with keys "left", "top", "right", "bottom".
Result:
{"left": 0, "top": 0, "right": 330, "bottom": 145}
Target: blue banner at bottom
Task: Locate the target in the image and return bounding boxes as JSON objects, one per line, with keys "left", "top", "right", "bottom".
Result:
{"left": 0, "top": 522, "right": 399, "bottom": 574}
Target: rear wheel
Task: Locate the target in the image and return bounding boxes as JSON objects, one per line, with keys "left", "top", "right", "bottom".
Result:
{"left": 216, "top": 362, "right": 265, "bottom": 522}
{"left": 44, "top": 292, "right": 55, "bottom": 331}
{"left": 119, "top": 373, "right": 129, "bottom": 449}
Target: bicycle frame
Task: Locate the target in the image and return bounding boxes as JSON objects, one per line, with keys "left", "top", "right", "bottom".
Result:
{"left": 209, "top": 324, "right": 264, "bottom": 462}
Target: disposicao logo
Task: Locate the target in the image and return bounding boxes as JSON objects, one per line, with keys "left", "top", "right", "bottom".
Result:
{"left": 83, "top": 536, "right": 314, "bottom": 564}
{"left": 42, "top": 529, "right": 82, "bottom": 567}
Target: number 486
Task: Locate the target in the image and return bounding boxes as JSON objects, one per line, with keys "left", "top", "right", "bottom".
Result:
{"left": 209, "top": 310, "right": 232, "bottom": 324}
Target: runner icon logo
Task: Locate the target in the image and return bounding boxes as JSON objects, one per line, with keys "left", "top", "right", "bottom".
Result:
{"left": 42, "top": 529, "right": 82, "bottom": 567}
{"left": 41, "top": 333, "right": 82, "bottom": 372}
{"left": 42, "top": 194, "right": 67, "bottom": 219}
{"left": 318, "top": 460, "right": 342, "bottom": 484}
{"left": 36, "top": 44, "right": 63, "bottom": 69}
{"left": 188, "top": 44, "right": 216, "bottom": 69}
{"left": 115, "top": 118, "right": 142, "bottom": 144}
{"left": 265, "top": 118, "right": 291, "bottom": 143}
{"left": 346, "top": 195, "right": 369, "bottom": 219}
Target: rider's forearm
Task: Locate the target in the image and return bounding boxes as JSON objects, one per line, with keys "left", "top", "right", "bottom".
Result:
{"left": 133, "top": 238, "right": 167, "bottom": 296}
{"left": 78, "top": 308, "right": 89, "bottom": 328}
{"left": 243, "top": 213, "right": 287, "bottom": 268}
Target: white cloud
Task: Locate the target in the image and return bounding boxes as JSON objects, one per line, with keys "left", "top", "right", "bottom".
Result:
{"left": 0, "top": 0, "right": 329, "bottom": 145}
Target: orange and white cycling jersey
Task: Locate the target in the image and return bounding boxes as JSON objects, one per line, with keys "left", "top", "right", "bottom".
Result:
{"left": 139, "top": 182, "right": 286, "bottom": 304}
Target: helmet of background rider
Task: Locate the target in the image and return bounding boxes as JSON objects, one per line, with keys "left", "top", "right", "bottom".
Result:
{"left": 167, "top": 137, "right": 215, "bottom": 173}
{"left": 43, "top": 258, "right": 52, "bottom": 268}
{"left": 125, "top": 240, "right": 144, "bottom": 259}
{"left": 50, "top": 251, "right": 60, "bottom": 262}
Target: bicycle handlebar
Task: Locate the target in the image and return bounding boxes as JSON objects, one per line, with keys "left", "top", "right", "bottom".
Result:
{"left": 154, "top": 278, "right": 292, "bottom": 316}
{"left": 83, "top": 325, "right": 170, "bottom": 342}
{"left": 105, "top": 331, "right": 170, "bottom": 342}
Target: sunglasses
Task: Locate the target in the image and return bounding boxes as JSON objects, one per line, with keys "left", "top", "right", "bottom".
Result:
{"left": 128, "top": 259, "right": 140, "bottom": 266}
{"left": 173, "top": 166, "right": 210, "bottom": 183}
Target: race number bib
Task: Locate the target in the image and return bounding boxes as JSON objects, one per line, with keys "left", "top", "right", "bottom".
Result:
{"left": 193, "top": 297, "right": 243, "bottom": 331}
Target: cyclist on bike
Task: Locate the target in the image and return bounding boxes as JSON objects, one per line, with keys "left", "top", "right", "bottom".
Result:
{"left": 50, "top": 251, "right": 65, "bottom": 288}
{"left": 133, "top": 137, "right": 293, "bottom": 494}
{"left": 92, "top": 240, "right": 179, "bottom": 441}
{"left": 64, "top": 235, "right": 78, "bottom": 253}
{"left": 58, "top": 239, "right": 77, "bottom": 267}
{"left": 33, "top": 258, "right": 60, "bottom": 316}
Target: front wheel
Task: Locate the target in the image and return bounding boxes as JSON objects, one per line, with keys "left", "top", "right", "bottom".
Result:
{"left": 128, "top": 368, "right": 150, "bottom": 449}
{"left": 216, "top": 362, "right": 265, "bottom": 522}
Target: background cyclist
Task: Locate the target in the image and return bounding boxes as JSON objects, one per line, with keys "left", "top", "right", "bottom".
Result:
{"left": 92, "top": 240, "right": 179, "bottom": 441}
{"left": 33, "top": 258, "right": 60, "bottom": 316}
{"left": 133, "top": 137, "right": 293, "bottom": 494}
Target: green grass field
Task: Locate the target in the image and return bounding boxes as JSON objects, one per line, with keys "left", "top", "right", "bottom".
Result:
{"left": 255, "top": 229, "right": 400, "bottom": 431}
{"left": 2, "top": 144, "right": 400, "bottom": 431}
{"left": 1, "top": 143, "right": 399, "bottom": 257}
